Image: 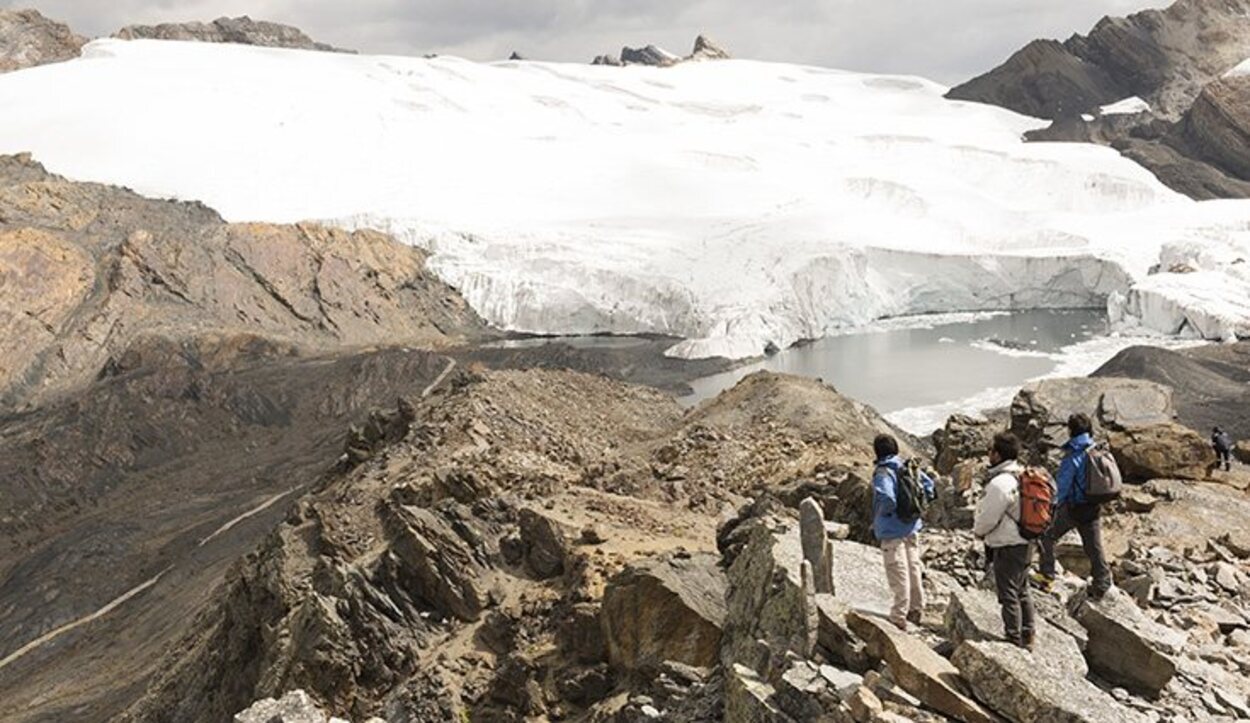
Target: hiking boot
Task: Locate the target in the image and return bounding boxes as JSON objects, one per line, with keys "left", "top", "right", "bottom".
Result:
{"left": 906, "top": 610, "right": 923, "bottom": 625}
{"left": 1088, "top": 584, "right": 1111, "bottom": 601}
{"left": 1021, "top": 631, "right": 1036, "bottom": 651}
{"left": 1029, "top": 571, "right": 1055, "bottom": 593}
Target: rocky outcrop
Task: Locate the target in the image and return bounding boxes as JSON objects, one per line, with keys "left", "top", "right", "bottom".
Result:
{"left": 0, "top": 9, "right": 85, "bottom": 73}
{"left": 1178, "top": 76, "right": 1250, "bottom": 181}
{"left": 601, "top": 552, "right": 727, "bottom": 671}
{"left": 1010, "top": 376, "right": 1175, "bottom": 462}
{"left": 847, "top": 611, "right": 998, "bottom": 723}
{"left": 953, "top": 640, "right": 1149, "bottom": 723}
{"left": 947, "top": 0, "right": 1250, "bottom": 120}
{"left": 114, "top": 16, "right": 351, "bottom": 53}
{"left": 517, "top": 508, "right": 569, "bottom": 579}
{"left": 0, "top": 154, "right": 484, "bottom": 412}
{"left": 1070, "top": 587, "right": 1187, "bottom": 696}
{"left": 593, "top": 35, "right": 730, "bottom": 67}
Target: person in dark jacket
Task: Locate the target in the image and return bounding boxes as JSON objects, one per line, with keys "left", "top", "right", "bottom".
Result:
{"left": 1213, "top": 427, "right": 1234, "bottom": 472}
{"left": 871, "top": 434, "right": 935, "bottom": 630}
{"left": 1032, "top": 413, "right": 1112, "bottom": 598}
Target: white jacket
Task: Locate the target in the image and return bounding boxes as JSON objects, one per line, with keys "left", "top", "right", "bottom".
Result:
{"left": 973, "top": 460, "right": 1028, "bottom": 549}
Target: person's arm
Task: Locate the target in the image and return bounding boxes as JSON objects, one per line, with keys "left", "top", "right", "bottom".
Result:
{"left": 872, "top": 468, "right": 897, "bottom": 517}
{"left": 1055, "top": 451, "right": 1079, "bottom": 504}
{"left": 972, "top": 478, "right": 1009, "bottom": 539}
{"left": 921, "top": 470, "right": 937, "bottom": 500}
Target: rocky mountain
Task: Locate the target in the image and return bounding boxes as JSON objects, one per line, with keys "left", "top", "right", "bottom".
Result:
{"left": 0, "top": 153, "right": 482, "bottom": 412}
{"left": 593, "top": 35, "right": 729, "bottom": 66}
{"left": 948, "top": 0, "right": 1250, "bottom": 199}
{"left": 0, "top": 8, "right": 85, "bottom": 73}
{"left": 113, "top": 16, "right": 351, "bottom": 53}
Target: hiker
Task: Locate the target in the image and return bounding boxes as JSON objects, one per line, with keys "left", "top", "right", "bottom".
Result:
{"left": 972, "top": 432, "right": 1035, "bottom": 649}
{"left": 871, "top": 434, "right": 936, "bottom": 630}
{"left": 1213, "top": 427, "right": 1234, "bottom": 472}
{"left": 1033, "top": 413, "right": 1113, "bottom": 598}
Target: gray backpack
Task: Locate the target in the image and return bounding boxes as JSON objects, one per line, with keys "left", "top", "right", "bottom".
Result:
{"left": 1084, "top": 443, "right": 1122, "bottom": 504}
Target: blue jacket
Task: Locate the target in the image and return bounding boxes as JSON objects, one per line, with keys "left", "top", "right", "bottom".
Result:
{"left": 871, "top": 455, "right": 935, "bottom": 541}
{"left": 1056, "top": 433, "right": 1094, "bottom": 505}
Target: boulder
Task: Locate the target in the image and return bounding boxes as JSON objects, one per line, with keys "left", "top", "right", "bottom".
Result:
{"left": 953, "top": 640, "right": 1148, "bottom": 723}
{"left": 233, "top": 690, "right": 383, "bottom": 723}
{"left": 1070, "top": 587, "right": 1186, "bottom": 696}
{"left": 828, "top": 539, "right": 893, "bottom": 618}
{"left": 944, "top": 587, "right": 1087, "bottom": 678}
{"left": 517, "top": 508, "right": 568, "bottom": 579}
{"left": 1108, "top": 422, "right": 1216, "bottom": 482}
{"left": 800, "top": 497, "right": 834, "bottom": 594}
{"left": 814, "top": 594, "right": 872, "bottom": 673}
{"left": 602, "top": 552, "right": 727, "bottom": 672}
{"left": 846, "top": 686, "right": 883, "bottom": 723}
{"left": 846, "top": 611, "right": 998, "bottom": 723}
{"left": 933, "top": 414, "right": 996, "bottom": 475}
{"left": 1009, "top": 378, "right": 1174, "bottom": 463}
{"left": 557, "top": 602, "right": 607, "bottom": 664}
{"left": 1236, "top": 440, "right": 1250, "bottom": 465}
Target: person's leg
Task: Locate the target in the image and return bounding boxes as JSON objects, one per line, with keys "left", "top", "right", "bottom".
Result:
{"left": 881, "top": 538, "right": 909, "bottom": 628}
{"left": 1019, "top": 544, "right": 1036, "bottom": 645}
{"left": 993, "top": 545, "right": 1022, "bottom": 644}
{"left": 1038, "top": 504, "right": 1076, "bottom": 579}
{"left": 1075, "top": 507, "right": 1112, "bottom": 596}
{"left": 905, "top": 534, "right": 924, "bottom": 622}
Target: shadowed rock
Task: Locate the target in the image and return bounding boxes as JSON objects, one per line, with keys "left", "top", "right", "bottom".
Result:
{"left": 114, "top": 16, "right": 352, "bottom": 53}
{"left": 1070, "top": 587, "right": 1186, "bottom": 696}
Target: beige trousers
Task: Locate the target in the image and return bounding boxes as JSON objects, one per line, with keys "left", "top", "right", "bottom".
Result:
{"left": 880, "top": 534, "right": 924, "bottom": 626}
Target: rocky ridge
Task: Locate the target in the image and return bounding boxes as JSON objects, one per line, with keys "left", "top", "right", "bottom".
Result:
{"left": 114, "top": 16, "right": 351, "bottom": 53}
{"left": 592, "top": 35, "right": 730, "bottom": 67}
{"left": 948, "top": 0, "right": 1250, "bottom": 199}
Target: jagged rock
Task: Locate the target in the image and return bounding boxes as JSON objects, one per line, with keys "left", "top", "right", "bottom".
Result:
{"left": 1108, "top": 422, "right": 1216, "bottom": 482}
{"left": 591, "top": 54, "right": 622, "bottom": 67}
{"left": 846, "top": 611, "right": 998, "bottom": 723}
{"left": 508, "top": 51, "right": 524, "bottom": 61}
{"left": 517, "top": 508, "right": 568, "bottom": 579}
{"left": 933, "top": 414, "right": 996, "bottom": 475}
{"left": 620, "top": 44, "right": 680, "bottom": 67}
{"left": 689, "top": 35, "right": 730, "bottom": 61}
{"left": 383, "top": 500, "right": 492, "bottom": 622}
{"left": 0, "top": 9, "right": 85, "bottom": 73}
{"left": 846, "top": 685, "right": 883, "bottom": 723}
{"left": 1236, "top": 440, "right": 1250, "bottom": 464}
{"left": 944, "top": 587, "right": 1088, "bottom": 678}
{"left": 602, "top": 552, "right": 727, "bottom": 671}
{"left": 721, "top": 521, "right": 813, "bottom": 676}
{"left": 814, "top": 594, "right": 872, "bottom": 673}
{"left": 114, "top": 16, "right": 351, "bottom": 52}
{"left": 953, "top": 640, "right": 1148, "bottom": 723}
{"left": 773, "top": 660, "right": 841, "bottom": 720}
{"left": 1070, "top": 587, "right": 1186, "bottom": 695}
{"left": 558, "top": 603, "right": 607, "bottom": 664}
{"left": 799, "top": 497, "right": 834, "bottom": 594}
{"left": 726, "top": 664, "right": 794, "bottom": 722}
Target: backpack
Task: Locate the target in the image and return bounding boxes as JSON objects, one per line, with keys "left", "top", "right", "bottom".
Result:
{"left": 1014, "top": 467, "right": 1056, "bottom": 540}
{"left": 891, "top": 458, "right": 930, "bottom": 523}
{"left": 1084, "top": 443, "right": 1123, "bottom": 504}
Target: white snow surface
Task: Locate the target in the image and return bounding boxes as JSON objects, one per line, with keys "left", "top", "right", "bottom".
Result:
{"left": 2, "top": 39, "right": 1250, "bottom": 358}
{"left": 1099, "top": 96, "right": 1151, "bottom": 116}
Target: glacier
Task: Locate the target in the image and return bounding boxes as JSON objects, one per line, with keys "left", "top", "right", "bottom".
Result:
{"left": 0, "top": 39, "right": 1248, "bottom": 358}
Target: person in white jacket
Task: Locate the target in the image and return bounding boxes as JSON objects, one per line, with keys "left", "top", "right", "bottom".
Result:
{"left": 972, "top": 432, "right": 1035, "bottom": 650}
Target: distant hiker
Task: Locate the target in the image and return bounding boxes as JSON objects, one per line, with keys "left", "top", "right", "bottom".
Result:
{"left": 973, "top": 432, "right": 1035, "bottom": 649}
{"left": 871, "top": 434, "right": 936, "bottom": 630}
{"left": 1213, "top": 427, "right": 1234, "bottom": 472}
{"left": 1033, "top": 413, "right": 1113, "bottom": 598}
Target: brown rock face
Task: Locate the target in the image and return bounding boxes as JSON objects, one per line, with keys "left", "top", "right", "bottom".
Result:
{"left": 1108, "top": 422, "right": 1217, "bottom": 482}
{"left": 948, "top": 0, "right": 1250, "bottom": 120}
{"left": 1070, "top": 587, "right": 1187, "bottom": 696}
{"left": 601, "top": 552, "right": 727, "bottom": 671}
{"left": 0, "top": 9, "right": 86, "bottom": 73}
{"left": 114, "top": 16, "right": 351, "bottom": 53}
{"left": 0, "top": 154, "right": 484, "bottom": 412}
{"left": 1178, "top": 75, "right": 1250, "bottom": 181}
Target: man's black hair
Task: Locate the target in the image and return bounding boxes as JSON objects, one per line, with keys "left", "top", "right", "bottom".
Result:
{"left": 1067, "top": 413, "right": 1093, "bottom": 438}
{"left": 1214, "top": 426, "right": 1223, "bottom": 434}
{"left": 991, "top": 432, "right": 1021, "bottom": 462}
{"left": 873, "top": 434, "right": 899, "bottom": 460}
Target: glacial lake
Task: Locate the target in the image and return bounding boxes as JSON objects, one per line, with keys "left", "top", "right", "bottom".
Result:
{"left": 679, "top": 309, "right": 1141, "bottom": 433}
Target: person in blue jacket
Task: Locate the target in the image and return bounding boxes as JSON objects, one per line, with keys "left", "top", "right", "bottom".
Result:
{"left": 1033, "top": 413, "right": 1112, "bottom": 598}
{"left": 871, "top": 434, "right": 936, "bottom": 629}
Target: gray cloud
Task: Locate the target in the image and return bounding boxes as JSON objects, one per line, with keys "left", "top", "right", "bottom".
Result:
{"left": 5, "top": 0, "right": 1169, "bottom": 83}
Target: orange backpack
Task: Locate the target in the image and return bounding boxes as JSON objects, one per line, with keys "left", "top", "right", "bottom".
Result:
{"left": 1014, "top": 467, "right": 1056, "bottom": 540}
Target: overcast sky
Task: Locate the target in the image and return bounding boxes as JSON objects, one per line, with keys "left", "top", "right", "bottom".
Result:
{"left": 7, "top": 0, "right": 1170, "bottom": 84}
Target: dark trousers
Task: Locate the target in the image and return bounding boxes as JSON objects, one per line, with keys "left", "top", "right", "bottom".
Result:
{"left": 1217, "top": 448, "right": 1232, "bottom": 471}
{"left": 1039, "top": 503, "right": 1112, "bottom": 593}
{"left": 991, "top": 543, "right": 1034, "bottom": 642}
